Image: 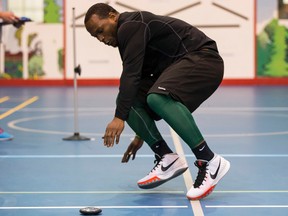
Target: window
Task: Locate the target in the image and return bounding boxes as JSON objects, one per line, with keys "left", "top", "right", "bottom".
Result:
{"left": 8, "top": 0, "right": 44, "bottom": 22}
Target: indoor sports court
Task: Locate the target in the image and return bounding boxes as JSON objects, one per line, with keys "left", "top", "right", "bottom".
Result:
{"left": 0, "top": 86, "right": 288, "bottom": 216}
{"left": 1, "top": 0, "right": 288, "bottom": 216}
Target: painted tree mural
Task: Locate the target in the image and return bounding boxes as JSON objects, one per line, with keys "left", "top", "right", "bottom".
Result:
{"left": 257, "top": 19, "right": 288, "bottom": 77}
{"left": 44, "top": 0, "right": 61, "bottom": 23}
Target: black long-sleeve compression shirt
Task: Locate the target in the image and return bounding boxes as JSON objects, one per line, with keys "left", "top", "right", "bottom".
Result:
{"left": 115, "top": 11, "right": 218, "bottom": 120}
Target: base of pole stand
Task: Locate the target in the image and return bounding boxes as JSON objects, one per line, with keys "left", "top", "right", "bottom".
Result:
{"left": 63, "top": 132, "right": 90, "bottom": 141}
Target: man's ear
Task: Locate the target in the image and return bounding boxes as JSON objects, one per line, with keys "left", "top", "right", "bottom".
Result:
{"left": 108, "top": 12, "right": 117, "bottom": 21}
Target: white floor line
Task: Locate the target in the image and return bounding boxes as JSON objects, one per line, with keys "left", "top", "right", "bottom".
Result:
{"left": 7, "top": 111, "right": 288, "bottom": 137}
{"left": 206, "top": 205, "right": 288, "bottom": 208}
{"left": 170, "top": 128, "right": 204, "bottom": 216}
{"left": 1, "top": 106, "right": 288, "bottom": 112}
{"left": 0, "top": 190, "right": 184, "bottom": 194}
{"left": 0, "top": 205, "right": 188, "bottom": 210}
{"left": 1, "top": 190, "right": 287, "bottom": 195}
{"left": 1, "top": 154, "right": 288, "bottom": 159}
{"left": 214, "top": 190, "right": 288, "bottom": 193}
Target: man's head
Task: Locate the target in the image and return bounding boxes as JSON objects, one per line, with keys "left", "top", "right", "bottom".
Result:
{"left": 84, "top": 3, "right": 119, "bottom": 47}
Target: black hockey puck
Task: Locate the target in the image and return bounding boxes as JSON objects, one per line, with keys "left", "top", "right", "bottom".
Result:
{"left": 79, "top": 207, "right": 102, "bottom": 215}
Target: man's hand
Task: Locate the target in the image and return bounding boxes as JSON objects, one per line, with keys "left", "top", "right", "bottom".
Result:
{"left": 121, "top": 136, "right": 144, "bottom": 163}
{"left": 103, "top": 117, "right": 124, "bottom": 147}
{"left": 0, "top": 12, "right": 19, "bottom": 23}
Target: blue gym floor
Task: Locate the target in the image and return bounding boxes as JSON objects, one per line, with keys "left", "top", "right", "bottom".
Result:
{"left": 0, "top": 86, "right": 288, "bottom": 216}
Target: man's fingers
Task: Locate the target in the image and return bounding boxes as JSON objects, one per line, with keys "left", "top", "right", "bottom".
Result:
{"left": 121, "top": 152, "right": 132, "bottom": 163}
{"left": 104, "top": 129, "right": 122, "bottom": 146}
{"left": 103, "top": 136, "right": 115, "bottom": 147}
{"left": 121, "top": 154, "right": 127, "bottom": 162}
{"left": 103, "top": 129, "right": 117, "bottom": 147}
{"left": 132, "top": 152, "right": 136, "bottom": 160}
{"left": 115, "top": 134, "right": 121, "bottom": 144}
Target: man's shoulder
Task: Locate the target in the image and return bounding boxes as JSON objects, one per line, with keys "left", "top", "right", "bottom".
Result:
{"left": 119, "top": 11, "right": 156, "bottom": 22}
{"left": 119, "top": 11, "right": 140, "bottom": 21}
{"left": 118, "top": 11, "right": 146, "bottom": 32}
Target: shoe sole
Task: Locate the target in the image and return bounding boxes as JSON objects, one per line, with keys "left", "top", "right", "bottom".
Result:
{"left": 187, "top": 159, "right": 231, "bottom": 200}
{"left": 138, "top": 167, "right": 188, "bottom": 189}
{"left": 187, "top": 185, "right": 216, "bottom": 201}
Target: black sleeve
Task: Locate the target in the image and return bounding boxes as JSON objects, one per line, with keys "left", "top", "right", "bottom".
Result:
{"left": 115, "top": 22, "right": 149, "bottom": 120}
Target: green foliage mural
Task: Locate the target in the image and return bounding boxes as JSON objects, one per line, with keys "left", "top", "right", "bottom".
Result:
{"left": 1, "top": 27, "right": 25, "bottom": 79}
{"left": 257, "top": 19, "right": 288, "bottom": 77}
{"left": 44, "top": 0, "right": 61, "bottom": 23}
{"left": 58, "top": 48, "right": 63, "bottom": 73}
{"left": 28, "top": 40, "right": 45, "bottom": 79}
{"left": 28, "top": 54, "right": 45, "bottom": 79}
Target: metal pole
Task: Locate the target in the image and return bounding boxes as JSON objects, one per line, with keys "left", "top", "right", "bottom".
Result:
{"left": 63, "top": 8, "right": 90, "bottom": 141}
{"left": 72, "top": 7, "right": 79, "bottom": 134}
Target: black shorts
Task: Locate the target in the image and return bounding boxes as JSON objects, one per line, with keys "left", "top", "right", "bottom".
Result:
{"left": 135, "top": 50, "right": 224, "bottom": 118}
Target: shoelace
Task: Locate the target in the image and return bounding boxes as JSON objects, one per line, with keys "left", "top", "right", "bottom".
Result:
{"left": 193, "top": 161, "right": 208, "bottom": 188}
{"left": 150, "top": 154, "right": 162, "bottom": 173}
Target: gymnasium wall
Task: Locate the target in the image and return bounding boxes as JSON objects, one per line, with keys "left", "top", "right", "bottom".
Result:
{"left": 0, "top": 0, "right": 288, "bottom": 85}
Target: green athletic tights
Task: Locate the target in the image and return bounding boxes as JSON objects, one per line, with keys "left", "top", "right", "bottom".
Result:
{"left": 126, "top": 93, "right": 204, "bottom": 150}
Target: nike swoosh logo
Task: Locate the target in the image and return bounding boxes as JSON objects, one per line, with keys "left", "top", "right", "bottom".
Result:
{"left": 210, "top": 159, "right": 221, "bottom": 180}
{"left": 199, "top": 145, "right": 205, "bottom": 151}
{"left": 158, "top": 86, "right": 166, "bottom": 91}
{"left": 161, "top": 158, "right": 179, "bottom": 172}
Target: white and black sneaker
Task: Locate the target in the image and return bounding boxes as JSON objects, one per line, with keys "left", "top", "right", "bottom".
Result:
{"left": 137, "top": 153, "right": 188, "bottom": 189}
{"left": 186, "top": 154, "right": 230, "bottom": 200}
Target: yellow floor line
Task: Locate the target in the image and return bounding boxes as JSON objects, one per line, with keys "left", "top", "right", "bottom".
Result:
{"left": 0, "top": 96, "right": 39, "bottom": 120}
{"left": 0, "top": 96, "right": 10, "bottom": 103}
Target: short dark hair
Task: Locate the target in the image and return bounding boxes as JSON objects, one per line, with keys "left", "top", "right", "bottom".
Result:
{"left": 84, "top": 3, "right": 118, "bottom": 23}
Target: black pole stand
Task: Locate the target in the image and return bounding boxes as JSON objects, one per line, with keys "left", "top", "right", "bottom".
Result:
{"left": 63, "top": 8, "right": 90, "bottom": 141}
